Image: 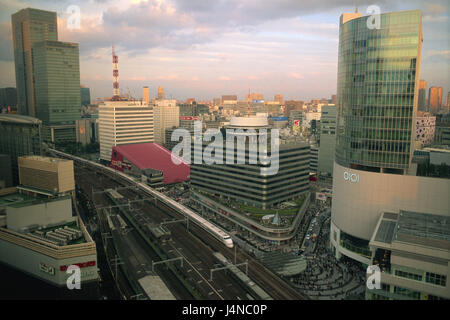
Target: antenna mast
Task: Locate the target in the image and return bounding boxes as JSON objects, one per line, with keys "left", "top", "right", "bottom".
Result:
{"left": 112, "top": 45, "right": 120, "bottom": 101}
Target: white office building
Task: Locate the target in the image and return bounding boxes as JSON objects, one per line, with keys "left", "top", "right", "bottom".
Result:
{"left": 99, "top": 101, "right": 154, "bottom": 161}
{"left": 153, "top": 104, "right": 179, "bottom": 145}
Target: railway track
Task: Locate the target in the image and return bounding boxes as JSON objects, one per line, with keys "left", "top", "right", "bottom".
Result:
{"left": 75, "top": 164, "right": 252, "bottom": 300}
{"left": 73, "top": 163, "right": 307, "bottom": 300}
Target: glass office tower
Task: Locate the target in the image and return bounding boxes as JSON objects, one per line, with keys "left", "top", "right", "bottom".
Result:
{"left": 12, "top": 8, "right": 58, "bottom": 117}
{"left": 335, "top": 10, "right": 422, "bottom": 173}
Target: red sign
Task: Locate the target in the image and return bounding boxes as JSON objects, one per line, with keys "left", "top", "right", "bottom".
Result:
{"left": 294, "top": 120, "right": 300, "bottom": 126}
{"left": 60, "top": 260, "right": 96, "bottom": 271}
{"left": 180, "top": 116, "right": 198, "bottom": 121}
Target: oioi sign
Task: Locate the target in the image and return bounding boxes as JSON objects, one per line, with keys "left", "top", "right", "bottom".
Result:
{"left": 344, "top": 171, "right": 359, "bottom": 183}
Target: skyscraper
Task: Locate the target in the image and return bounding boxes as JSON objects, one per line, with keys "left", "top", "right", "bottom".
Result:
{"left": 418, "top": 80, "right": 427, "bottom": 111}
{"left": 428, "top": 86, "right": 443, "bottom": 114}
{"left": 12, "top": 8, "right": 58, "bottom": 117}
{"left": 335, "top": 11, "right": 422, "bottom": 173}
{"left": 143, "top": 86, "right": 150, "bottom": 104}
{"left": 157, "top": 86, "right": 165, "bottom": 100}
{"left": 81, "top": 86, "right": 91, "bottom": 106}
{"left": 11, "top": 8, "right": 81, "bottom": 143}
{"left": 33, "top": 40, "right": 81, "bottom": 142}
{"left": 329, "top": 10, "right": 449, "bottom": 266}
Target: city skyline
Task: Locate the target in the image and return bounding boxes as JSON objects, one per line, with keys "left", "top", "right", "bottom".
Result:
{"left": 0, "top": 0, "right": 449, "bottom": 101}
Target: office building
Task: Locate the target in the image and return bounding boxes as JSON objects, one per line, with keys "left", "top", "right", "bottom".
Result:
{"left": 76, "top": 118, "right": 99, "bottom": 146}
{"left": 0, "top": 88, "right": 17, "bottom": 111}
{"left": 80, "top": 86, "right": 90, "bottom": 107}
{"left": 33, "top": 40, "right": 81, "bottom": 142}
{"left": 12, "top": 8, "right": 81, "bottom": 143}
{"left": 0, "top": 114, "right": 42, "bottom": 186}
{"left": 274, "top": 94, "right": 284, "bottom": 105}
{"left": 157, "top": 86, "right": 165, "bottom": 100}
{"left": 246, "top": 93, "right": 264, "bottom": 102}
{"left": 143, "top": 86, "right": 150, "bottom": 104}
{"left": 318, "top": 105, "right": 336, "bottom": 177}
{"left": 12, "top": 8, "right": 58, "bottom": 117}
{"left": 98, "top": 101, "right": 154, "bottom": 161}
{"left": 435, "top": 114, "right": 450, "bottom": 146}
{"left": 366, "top": 211, "right": 449, "bottom": 300}
{"left": 18, "top": 155, "right": 75, "bottom": 195}
{"left": 190, "top": 116, "right": 310, "bottom": 209}
{"left": 415, "top": 115, "right": 436, "bottom": 147}
{"left": 309, "top": 145, "right": 319, "bottom": 173}
{"left": 428, "top": 87, "right": 443, "bottom": 114}
{"left": 418, "top": 80, "right": 427, "bottom": 111}
{"left": 221, "top": 95, "right": 237, "bottom": 104}
{"left": 331, "top": 10, "right": 450, "bottom": 265}
{"left": 153, "top": 104, "right": 179, "bottom": 145}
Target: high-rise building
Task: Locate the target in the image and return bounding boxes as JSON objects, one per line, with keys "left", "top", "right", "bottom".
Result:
{"left": 153, "top": 104, "right": 179, "bottom": 145}
{"left": 318, "top": 105, "right": 336, "bottom": 177}
{"left": 0, "top": 114, "right": 42, "bottom": 185}
{"left": 11, "top": 8, "right": 81, "bottom": 143}
{"left": 285, "top": 100, "right": 304, "bottom": 115}
{"left": 331, "top": 94, "right": 337, "bottom": 105}
{"left": 12, "top": 8, "right": 58, "bottom": 117}
{"left": 418, "top": 80, "right": 427, "bottom": 111}
{"left": 98, "top": 101, "right": 154, "bottom": 161}
{"left": 0, "top": 88, "right": 18, "bottom": 111}
{"left": 80, "top": 86, "right": 91, "bottom": 106}
{"left": 274, "top": 94, "right": 284, "bottom": 105}
{"left": 33, "top": 40, "right": 81, "bottom": 142}
{"left": 143, "top": 86, "right": 150, "bottom": 104}
{"left": 190, "top": 117, "right": 310, "bottom": 209}
{"left": 428, "top": 86, "right": 443, "bottom": 114}
{"left": 157, "top": 86, "right": 165, "bottom": 100}
{"left": 246, "top": 92, "right": 264, "bottom": 102}
{"left": 330, "top": 10, "right": 450, "bottom": 268}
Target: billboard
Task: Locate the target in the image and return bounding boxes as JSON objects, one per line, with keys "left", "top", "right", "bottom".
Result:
{"left": 316, "top": 192, "right": 327, "bottom": 201}
{"left": 180, "top": 116, "right": 199, "bottom": 121}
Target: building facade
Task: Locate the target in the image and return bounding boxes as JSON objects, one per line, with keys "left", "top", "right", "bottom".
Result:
{"left": 12, "top": 8, "right": 58, "bottom": 117}
{"left": 329, "top": 11, "right": 450, "bottom": 266}
{"left": 0, "top": 114, "right": 42, "bottom": 186}
{"left": 318, "top": 105, "right": 337, "bottom": 176}
{"left": 428, "top": 87, "right": 443, "bottom": 114}
{"left": 153, "top": 104, "right": 179, "bottom": 144}
{"left": 33, "top": 40, "right": 81, "bottom": 143}
{"left": 418, "top": 80, "right": 427, "bottom": 111}
{"left": 98, "top": 101, "right": 154, "bottom": 161}
{"left": 190, "top": 117, "right": 310, "bottom": 209}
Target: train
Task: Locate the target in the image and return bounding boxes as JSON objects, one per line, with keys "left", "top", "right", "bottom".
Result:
{"left": 47, "top": 147, "right": 234, "bottom": 248}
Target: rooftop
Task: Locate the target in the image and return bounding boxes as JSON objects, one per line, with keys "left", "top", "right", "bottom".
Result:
{"left": 373, "top": 211, "right": 450, "bottom": 250}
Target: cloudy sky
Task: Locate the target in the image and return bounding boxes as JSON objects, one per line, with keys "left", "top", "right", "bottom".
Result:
{"left": 0, "top": 0, "right": 449, "bottom": 102}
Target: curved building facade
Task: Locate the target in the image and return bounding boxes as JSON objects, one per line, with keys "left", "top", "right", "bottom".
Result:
{"left": 335, "top": 10, "right": 422, "bottom": 172}
{"left": 329, "top": 11, "right": 450, "bottom": 265}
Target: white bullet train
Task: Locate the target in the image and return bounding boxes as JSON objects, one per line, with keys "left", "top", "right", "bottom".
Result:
{"left": 48, "top": 148, "right": 234, "bottom": 248}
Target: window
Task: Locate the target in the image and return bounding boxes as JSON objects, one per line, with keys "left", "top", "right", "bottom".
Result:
{"left": 425, "top": 272, "right": 446, "bottom": 287}
{"left": 395, "top": 270, "right": 422, "bottom": 282}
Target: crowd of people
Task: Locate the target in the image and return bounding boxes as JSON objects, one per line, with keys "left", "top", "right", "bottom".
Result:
{"left": 291, "top": 219, "right": 367, "bottom": 300}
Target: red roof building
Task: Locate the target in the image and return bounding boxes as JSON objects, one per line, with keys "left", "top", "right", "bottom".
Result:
{"left": 110, "top": 143, "right": 190, "bottom": 184}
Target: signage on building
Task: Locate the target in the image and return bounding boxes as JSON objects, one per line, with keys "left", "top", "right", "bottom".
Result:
{"left": 271, "top": 117, "right": 288, "bottom": 121}
{"left": 316, "top": 193, "right": 327, "bottom": 201}
{"left": 293, "top": 120, "right": 300, "bottom": 126}
{"left": 40, "top": 262, "right": 55, "bottom": 275}
{"left": 60, "top": 260, "right": 96, "bottom": 272}
{"left": 180, "top": 116, "right": 199, "bottom": 121}
{"left": 344, "top": 171, "right": 359, "bottom": 183}
{"left": 252, "top": 99, "right": 264, "bottom": 103}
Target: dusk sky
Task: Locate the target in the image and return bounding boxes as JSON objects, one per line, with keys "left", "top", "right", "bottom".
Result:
{"left": 0, "top": 0, "right": 449, "bottom": 102}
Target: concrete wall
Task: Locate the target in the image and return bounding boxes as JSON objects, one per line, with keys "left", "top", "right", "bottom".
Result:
{"left": 0, "top": 237, "right": 97, "bottom": 286}
{"left": 331, "top": 161, "right": 450, "bottom": 241}
{"left": 6, "top": 197, "right": 73, "bottom": 232}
